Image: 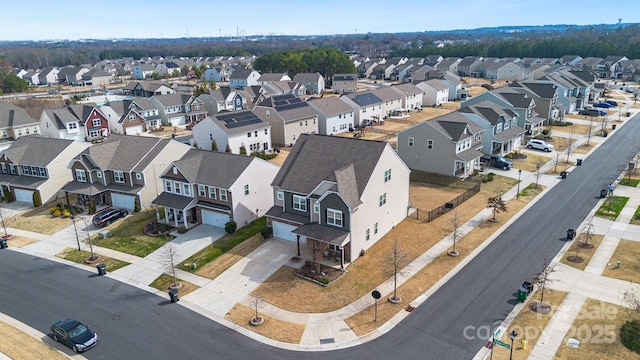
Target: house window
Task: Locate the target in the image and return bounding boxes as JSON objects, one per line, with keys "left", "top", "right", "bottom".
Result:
{"left": 33, "top": 127, "right": 38, "bottom": 134}
{"left": 427, "top": 140, "right": 433, "bottom": 149}
{"left": 264, "top": 129, "right": 268, "bottom": 135}
{"left": 22, "top": 165, "right": 31, "bottom": 175}
{"left": 277, "top": 191, "right": 284, "bottom": 201}
{"left": 25, "top": 128, "right": 30, "bottom": 135}
{"left": 129, "top": 114, "right": 136, "bottom": 120}
{"left": 1, "top": 130, "right": 6, "bottom": 138}
{"left": 366, "top": 228, "right": 370, "bottom": 241}
{"left": 292, "top": 194, "right": 307, "bottom": 212}
{"left": 17, "top": 129, "right": 22, "bottom": 136}
{"left": 209, "top": 187, "right": 217, "bottom": 199}
{"left": 408, "top": 137, "right": 414, "bottom": 147}
{"left": 39, "top": 168, "right": 46, "bottom": 177}
{"left": 327, "top": 209, "right": 343, "bottom": 227}
{"left": 136, "top": 173, "right": 142, "bottom": 180}
{"left": 254, "top": 131, "right": 258, "bottom": 137}
{"left": 174, "top": 182, "right": 181, "bottom": 194}
{"left": 9, "top": 165, "right": 15, "bottom": 174}
{"left": 314, "top": 202, "right": 320, "bottom": 214}
{"left": 379, "top": 193, "right": 387, "bottom": 207}
{"left": 183, "top": 183, "right": 190, "bottom": 196}
{"left": 198, "top": 185, "right": 206, "bottom": 197}
{"left": 244, "top": 184, "right": 249, "bottom": 195}
{"left": 68, "top": 123, "right": 77, "bottom": 130}
{"left": 299, "top": 121, "right": 303, "bottom": 126}
{"left": 0, "top": 163, "right": 6, "bottom": 173}
{"left": 219, "top": 189, "right": 227, "bottom": 201}
{"left": 114, "top": 171, "right": 125, "bottom": 183}
{"left": 96, "top": 171, "right": 102, "bottom": 178}
{"left": 75, "top": 169, "right": 87, "bottom": 182}
{"left": 165, "top": 180, "right": 172, "bottom": 192}
{"left": 89, "top": 129, "right": 98, "bottom": 138}
{"left": 384, "top": 169, "right": 392, "bottom": 182}
{"left": 92, "top": 118, "right": 101, "bottom": 127}
{"left": 374, "top": 222, "right": 378, "bottom": 234}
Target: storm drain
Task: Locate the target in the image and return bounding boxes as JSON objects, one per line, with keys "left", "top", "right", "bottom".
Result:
{"left": 405, "top": 305, "right": 415, "bottom": 312}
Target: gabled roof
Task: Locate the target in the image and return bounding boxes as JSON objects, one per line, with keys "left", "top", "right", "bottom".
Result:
{"left": 135, "top": 63, "right": 156, "bottom": 71}
{"left": 210, "top": 111, "right": 268, "bottom": 135}
{"left": 256, "top": 94, "right": 317, "bottom": 122}
{"left": 343, "top": 91, "right": 383, "bottom": 106}
{"left": 2, "top": 135, "right": 75, "bottom": 166}
{"left": 258, "top": 73, "right": 290, "bottom": 82}
{"left": 371, "top": 87, "right": 403, "bottom": 101}
{"left": 459, "top": 100, "right": 516, "bottom": 126}
{"left": 509, "top": 81, "right": 558, "bottom": 99}
{"left": 272, "top": 134, "right": 387, "bottom": 199}
{"left": 391, "top": 83, "right": 423, "bottom": 96}
{"left": 43, "top": 104, "right": 102, "bottom": 130}
{"left": 292, "top": 72, "right": 323, "bottom": 83}
{"left": 308, "top": 97, "right": 354, "bottom": 116}
{"left": 333, "top": 73, "right": 357, "bottom": 81}
{"left": 169, "top": 148, "right": 254, "bottom": 187}
{"left": 427, "top": 112, "right": 483, "bottom": 141}
{"left": 151, "top": 93, "right": 192, "bottom": 107}
{"left": 493, "top": 89, "right": 534, "bottom": 108}
{"left": 229, "top": 68, "right": 257, "bottom": 80}
{"left": 73, "top": 134, "right": 170, "bottom": 172}
{"left": 0, "top": 102, "right": 39, "bottom": 129}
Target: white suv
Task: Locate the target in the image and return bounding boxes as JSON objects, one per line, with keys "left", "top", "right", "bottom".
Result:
{"left": 526, "top": 139, "right": 554, "bottom": 152}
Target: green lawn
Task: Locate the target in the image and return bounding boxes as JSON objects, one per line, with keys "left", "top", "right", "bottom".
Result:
{"left": 92, "top": 210, "right": 174, "bottom": 257}
{"left": 59, "top": 249, "right": 130, "bottom": 272}
{"left": 619, "top": 178, "right": 640, "bottom": 187}
{"left": 179, "top": 217, "right": 266, "bottom": 272}
{"left": 595, "top": 196, "right": 629, "bottom": 221}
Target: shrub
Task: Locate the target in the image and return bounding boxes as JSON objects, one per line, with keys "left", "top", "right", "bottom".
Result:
{"left": 87, "top": 200, "right": 96, "bottom": 215}
{"left": 32, "top": 191, "right": 42, "bottom": 207}
{"left": 260, "top": 226, "right": 273, "bottom": 239}
{"left": 542, "top": 129, "right": 549, "bottom": 135}
{"left": 49, "top": 207, "right": 59, "bottom": 215}
{"left": 134, "top": 198, "right": 141, "bottom": 213}
{"left": 225, "top": 220, "right": 237, "bottom": 234}
{"left": 318, "top": 277, "right": 329, "bottom": 285}
{"left": 3, "top": 188, "right": 12, "bottom": 202}
{"left": 620, "top": 320, "right": 640, "bottom": 354}
{"left": 177, "top": 226, "right": 187, "bottom": 234}
{"left": 53, "top": 209, "right": 62, "bottom": 217}
{"left": 62, "top": 210, "right": 71, "bottom": 218}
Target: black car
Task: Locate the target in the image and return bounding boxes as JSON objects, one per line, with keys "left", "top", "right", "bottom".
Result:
{"left": 480, "top": 154, "right": 513, "bottom": 170}
{"left": 50, "top": 319, "right": 98, "bottom": 353}
{"left": 92, "top": 207, "right": 128, "bottom": 227}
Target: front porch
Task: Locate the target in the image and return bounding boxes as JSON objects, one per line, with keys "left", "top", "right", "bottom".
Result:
{"left": 292, "top": 223, "right": 351, "bottom": 270}
{"left": 151, "top": 191, "right": 197, "bottom": 229}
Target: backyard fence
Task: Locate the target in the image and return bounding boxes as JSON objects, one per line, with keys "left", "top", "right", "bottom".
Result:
{"left": 410, "top": 171, "right": 482, "bottom": 223}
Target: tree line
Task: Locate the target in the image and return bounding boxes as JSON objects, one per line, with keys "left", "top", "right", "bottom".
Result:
{"left": 252, "top": 48, "right": 355, "bottom": 82}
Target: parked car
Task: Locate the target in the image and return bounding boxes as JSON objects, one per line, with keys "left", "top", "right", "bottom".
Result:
{"left": 626, "top": 88, "right": 635, "bottom": 93}
{"left": 480, "top": 155, "right": 513, "bottom": 170}
{"left": 578, "top": 109, "right": 602, "bottom": 117}
{"left": 526, "top": 139, "right": 554, "bottom": 152}
{"left": 50, "top": 319, "right": 98, "bottom": 353}
{"left": 605, "top": 100, "right": 618, "bottom": 107}
{"left": 593, "top": 102, "right": 613, "bottom": 108}
{"left": 92, "top": 207, "right": 128, "bottom": 227}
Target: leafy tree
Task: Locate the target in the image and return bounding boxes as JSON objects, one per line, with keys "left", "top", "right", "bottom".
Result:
{"left": 239, "top": 145, "right": 247, "bottom": 155}
{"left": 209, "top": 80, "right": 217, "bottom": 90}
{"left": 0, "top": 72, "right": 29, "bottom": 93}
{"left": 224, "top": 220, "right": 237, "bottom": 234}
{"left": 225, "top": 144, "right": 232, "bottom": 153}
{"left": 487, "top": 195, "right": 507, "bottom": 221}
{"left": 181, "top": 65, "right": 190, "bottom": 76}
{"left": 151, "top": 71, "right": 160, "bottom": 80}
{"left": 32, "top": 191, "right": 42, "bottom": 207}
{"left": 211, "top": 139, "right": 218, "bottom": 151}
{"left": 191, "top": 65, "right": 203, "bottom": 78}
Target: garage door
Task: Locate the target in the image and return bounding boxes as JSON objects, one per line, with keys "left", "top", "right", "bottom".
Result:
{"left": 201, "top": 209, "right": 230, "bottom": 227}
{"left": 272, "top": 221, "right": 299, "bottom": 242}
{"left": 111, "top": 193, "right": 135, "bottom": 210}
{"left": 125, "top": 125, "right": 144, "bottom": 135}
{"left": 14, "top": 189, "right": 33, "bottom": 203}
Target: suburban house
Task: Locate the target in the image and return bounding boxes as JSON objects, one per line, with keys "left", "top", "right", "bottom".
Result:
{"left": 370, "top": 62, "right": 396, "bottom": 80}
{"left": 307, "top": 97, "right": 355, "bottom": 135}
{"left": 475, "top": 61, "right": 523, "bottom": 80}
{"left": 0, "top": 136, "right": 88, "bottom": 205}
{"left": 191, "top": 111, "right": 272, "bottom": 154}
{"left": 415, "top": 79, "right": 449, "bottom": 106}
{"left": 459, "top": 101, "right": 526, "bottom": 156}
{"left": 132, "top": 63, "right": 157, "bottom": 80}
{"left": 61, "top": 134, "right": 191, "bottom": 212}
{"left": 541, "top": 69, "right": 593, "bottom": 113}
{"left": 197, "top": 87, "right": 250, "bottom": 115}
{"left": 391, "top": 62, "right": 416, "bottom": 83}
{"left": 57, "top": 66, "right": 89, "bottom": 86}
{"left": 522, "top": 64, "right": 552, "bottom": 80}
{"left": 397, "top": 112, "right": 484, "bottom": 178}
{"left": 122, "top": 81, "right": 175, "bottom": 98}
{"left": 331, "top": 73, "right": 358, "bottom": 94}
{"left": 0, "top": 102, "right": 42, "bottom": 144}
{"left": 356, "top": 59, "right": 380, "bottom": 79}
{"left": 265, "top": 134, "right": 410, "bottom": 268}
{"left": 100, "top": 100, "right": 156, "bottom": 136}
{"left": 152, "top": 149, "right": 279, "bottom": 230}
{"left": 371, "top": 87, "right": 405, "bottom": 118}
{"left": 128, "top": 98, "right": 163, "bottom": 132}
{"left": 292, "top": 72, "right": 325, "bottom": 95}
{"left": 149, "top": 94, "right": 207, "bottom": 126}
{"left": 559, "top": 55, "right": 584, "bottom": 66}
{"left": 457, "top": 57, "right": 483, "bottom": 77}
{"left": 258, "top": 73, "right": 291, "bottom": 84}
{"left": 260, "top": 81, "right": 307, "bottom": 98}
{"left": 204, "top": 67, "right": 231, "bottom": 82}
{"left": 340, "top": 91, "right": 384, "bottom": 127}
{"left": 577, "top": 57, "right": 604, "bottom": 72}
{"left": 38, "top": 67, "right": 59, "bottom": 85}
{"left": 433, "top": 72, "right": 464, "bottom": 100}
{"left": 252, "top": 94, "right": 319, "bottom": 147}
{"left": 509, "top": 81, "right": 562, "bottom": 123}
{"left": 411, "top": 64, "right": 435, "bottom": 82}
{"left": 434, "top": 58, "right": 461, "bottom": 74}
{"left": 81, "top": 68, "right": 112, "bottom": 86}
{"left": 229, "top": 69, "right": 261, "bottom": 87}
{"left": 40, "top": 104, "right": 111, "bottom": 142}
{"left": 22, "top": 70, "right": 41, "bottom": 85}
{"left": 597, "top": 55, "right": 628, "bottom": 79}
{"left": 391, "top": 83, "right": 423, "bottom": 110}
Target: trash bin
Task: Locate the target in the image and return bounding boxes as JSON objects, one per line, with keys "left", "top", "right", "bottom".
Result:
{"left": 522, "top": 281, "right": 534, "bottom": 294}
{"left": 96, "top": 263, "right": 107, "bottom": 276}
{"left": 602, "top": 130, "right": 608, "bottom": 137}
{"left": 517, "top": 287, "right": 529, "bottom": 302}
{"left": 0, "top": 239, "right": 7, "bottom": 249}
{"left": 600, "top": 189, "right": 608, "bottom": 198}
{"left": 567, "top": 229, "right": 576, "bottom": 240}
{"left": 561, "top": 171, "right": 567, "bottom": 179}
{"left": 612, "top": 124, "right": 617, "bottom": 130}
{"left": 627, "top": 112, "right": 631, "bottom": 117}
{"left": 576, "top": 159, "right": 583, "bottom": 166}
{"left": 169, "top": 288, "right": 179, "bottom": 303}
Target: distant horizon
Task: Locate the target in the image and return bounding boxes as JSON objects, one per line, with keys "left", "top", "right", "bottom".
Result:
{"left": 2, "top": 0, "right": 640, "bottom": 42}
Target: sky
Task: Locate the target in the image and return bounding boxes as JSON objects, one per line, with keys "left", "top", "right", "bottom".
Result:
{"left": 2, "top": 0, "right": 640, "bottom": 41}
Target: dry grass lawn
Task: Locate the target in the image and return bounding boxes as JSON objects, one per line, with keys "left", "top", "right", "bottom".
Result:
{"left": 252, "top": 175, "right": 519, "bottom": 314}
{"left": 490, "top": 290, "right": 568, "bottom": 360}
{"left": 6, "top": 235, "right": 38, "bottom": 247}
{"left": 195, "top": 235, "right": 265, "bottom": 279}
{"left": 11, "top": 205, "right": 74, "bottom": 235}
{"left": 573, "top": 144, "right": 594, "bottom": 155}
{"left": 560, "top": 234, "right": 605, "bottom": 271}
{"left": 224, "top": 303, "right": 305, "bottom": 343}
{"left": 554, "top": 299, "right": 640, "bottom": 360}
{"left": 514, "top": 153, "right": 553, "bottom": 172}
{"left": 149, "top": 274, "right": 199, "bottom": 296}
{"left": 602, "top": 239, "right": 640, "bottom": 283}
{"left": 0, "top": 321, "right": 67, "bottom": 360}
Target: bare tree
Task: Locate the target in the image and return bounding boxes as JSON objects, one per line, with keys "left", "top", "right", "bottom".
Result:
{"left": 554, "top": 150, "right": 563, "bottom": 174}
{"left": 487, "top": 195, "right": 508, "bottom": 221}
{"left": 583, "top": 217, "right": 594, "bottom": 246}
{"left": 533, "top": 257, "right": 556, "bottom": 305}
{"left": 623, "top": 287, "right": 640, "bottom": 318}
{"left": 388, "top": 237, "right": 408, "bottom": 303}
{"left": 162, "top": 241, "right": 180, "bottom": 288}
{"left": 565, "top": 128, "right": 575, "bottom": 163}
{"left": 448, "top": 211, "right": 460, "bottom": 256}
{"left": 585, "top": 116, "right": 596, "bottom": 146}
{"left": 80, "top": 217, "right": 97, "bottom": 261}
{"left": 0, "top": 206, "right": 11, "bottom": 238}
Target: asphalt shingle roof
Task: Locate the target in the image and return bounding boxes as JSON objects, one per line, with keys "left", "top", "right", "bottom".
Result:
{"left": 2, "top": 135, "right": 75, "bottom": 166}
{"left": 169, "top": 148, "right": 254, "bottom": 188}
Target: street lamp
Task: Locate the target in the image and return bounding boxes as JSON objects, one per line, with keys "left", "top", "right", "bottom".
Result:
{"left": 70, "top": 215, "right": 80, "bottom": 251}
{"left": 517, "top": 169, "right": 522, "bottom": 199}
{"left": 509, "top": 330, "right": 517, "bottom": 360}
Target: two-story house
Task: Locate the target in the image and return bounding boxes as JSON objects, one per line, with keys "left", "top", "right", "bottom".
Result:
{"left": 509, "top": 81, "right": 562, "bottom": 124}
{"left": 122, "top": 81, "right": 175, "bottom": 98}
{"left": 152, "top": 149, "right": 279, "bottom": 229}
{"left": 307, "top": 97, "right": 355, "bottom": 135}
{"left": 197, "top": 88, "right": 250, "bottom": 115}
{"left": 40, "top": 104, "right": 111, "bottom": 142}
{"left": 266, "top": 134, "right": 410, "bottom": 268}
{"left": 0, "top": 102, "right": 41, "bottom": 144}
{"left": 372, "top": 87, "right": 405, "bottom": 118}
{"left": 340, "top": 91, "right": 384, "bottom": 127}
{"left": 397, "top": 113, "right": 484, "bottom": 178}
{"left": 61, "top": 134, "right": 191, "bottom": 212}
{"left": 0, "top": 136, "right": 88, "bottom": 205}
{"left": 191, "top": 111, "right": 272, "bottom": 154}
{"left": 390, "top": 83, "right": 423, "bottom": 111}
{"left": 458, "top": 101, "right": 526, "bottom": 156}
{"left": 331, "top": 73, "right": 358, "bottom": 94}
{"left": 229, "top": 69, "right": 261, "bottom": 88}
{"left": 253, "top": 94, "right": 319, "bottom": 147}
{"left": 132, "top": 63, "right": 157, "bottom": 80}
{"left": 149, "top": 94, "right": 206, "bottom": 126}
{"left": 292, "top": 72, "right": 326, "bottom": 95}
{"left": 415, "top": 79, "right": 449, "bottom": 106}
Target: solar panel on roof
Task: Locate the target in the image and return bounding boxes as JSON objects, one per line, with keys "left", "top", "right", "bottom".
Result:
{"left": 276, "top": 102, "right": 307, "bottom": 111}
{"left": 218, "top": 111, "right": 262, "bottom": 129}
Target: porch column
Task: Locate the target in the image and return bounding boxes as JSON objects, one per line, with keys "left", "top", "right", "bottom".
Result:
{"left": 296, "top": 235, "right": 301, "bottom": 256}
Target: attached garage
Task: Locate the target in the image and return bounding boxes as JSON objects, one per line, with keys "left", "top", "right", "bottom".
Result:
{"left": 125, "top": 125, "right": 144, "bottom": 135}
{"left": 111, "top": 193, "right": 136, "bottom": 210}
{"left": 14, "top": 189, "right": 34, "bottom": 203}
{"left": 201, "top": 209, "right": 230, "bottom": 228}
{"left": 272, "top": 221, "right": 299, "bottom": 242}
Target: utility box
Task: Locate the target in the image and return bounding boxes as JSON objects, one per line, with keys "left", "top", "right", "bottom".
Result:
{"left": 99, "top": 230, "right": 111, "bottom": 239}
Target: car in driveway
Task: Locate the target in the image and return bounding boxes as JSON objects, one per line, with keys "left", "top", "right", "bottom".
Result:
{"left": 92, "top": 207, "right": 128, "bottom": 227}
{"left": 480, "top": 154, "right": 513, "bottom": 170}
{"left": 526, "top": 139, "right": 554, "bottom": 152}
{"left": 605, "top": 100, "right": 618, "bottom": 107}
{"left": 578, "top": 109, "right": 603, "bottom": 116}
{"left": 593, "top": 102, "right": 613, "bottom": 108}
{"left": 50, "top": 319, "right": 98, "bottom": 353}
